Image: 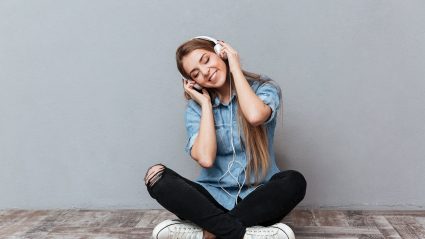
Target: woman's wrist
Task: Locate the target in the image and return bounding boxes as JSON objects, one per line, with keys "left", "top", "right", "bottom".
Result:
{"left": 230, "top": 67, "right": 244, "bottom": 79}
{"left": 201, "top": 101, "right": 212, "bottom": 110}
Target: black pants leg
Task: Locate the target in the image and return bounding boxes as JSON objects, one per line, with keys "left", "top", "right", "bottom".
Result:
{"left": 228, "top": 170, "right": 307, "bottom": 227}
{"left": 145, "top": 164, "right": 306, "bottom": 239}
{"left": 145, "top": 164, "right": 246, "bottom": 239}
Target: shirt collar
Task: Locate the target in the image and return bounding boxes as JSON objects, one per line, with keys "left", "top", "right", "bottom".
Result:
{"left": 212, "top": 90, "right": 237, "bottom": 108}
{"left": 211, "top": 78, "right": 260, "bottom": 107}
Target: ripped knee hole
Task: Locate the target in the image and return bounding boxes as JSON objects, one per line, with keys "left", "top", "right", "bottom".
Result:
{"left": 144, "top": 165, "right": 165, "bottom": 187}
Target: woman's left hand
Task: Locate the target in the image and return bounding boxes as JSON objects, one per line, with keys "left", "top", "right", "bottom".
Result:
{"left": 218, "top": 40, "right": 242, "bottom": 74}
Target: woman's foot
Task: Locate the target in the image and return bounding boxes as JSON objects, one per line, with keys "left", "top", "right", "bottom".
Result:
{"left": 203, "top": 229, "right": 217, "bottom": 239}
{"left": 243, "top": 223, "right": 295, "bottom": 239}
{"left": 152, "top": 219, "right": 203, "bottom": 239}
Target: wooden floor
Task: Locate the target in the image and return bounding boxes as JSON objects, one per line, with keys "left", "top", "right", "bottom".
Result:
{"left": 1, "top": 209, "right": 425, "bottom": 238}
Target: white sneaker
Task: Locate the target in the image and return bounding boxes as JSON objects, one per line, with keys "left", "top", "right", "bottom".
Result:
{"left": 243, "top": 223, "right": 295, "bottom": 239}
{"left": 152, "top": 219, "right": 203, "bottom": 239}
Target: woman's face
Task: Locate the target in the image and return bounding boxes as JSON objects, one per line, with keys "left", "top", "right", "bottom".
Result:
{"left": 182, "top": 49, "right": 227, "bottom": 89}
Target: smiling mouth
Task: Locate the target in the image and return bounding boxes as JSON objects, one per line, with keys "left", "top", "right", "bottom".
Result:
{"left": 209, "top": 71, "right": 217, "bottom": 81}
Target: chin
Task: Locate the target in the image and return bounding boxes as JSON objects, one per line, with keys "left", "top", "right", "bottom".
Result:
{"left": 215, "top": 72, "right": 227, "bottom": 86}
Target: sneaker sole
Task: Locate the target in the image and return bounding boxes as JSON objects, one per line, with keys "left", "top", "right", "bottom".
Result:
{"left": 152, "top": 219, "right": 181, "bottom": 239}
{"left": 152, "top": 219, "right": 203, "bottom": 239}
{"left": 271, "top": 223, "right": 295, "bottom": 239}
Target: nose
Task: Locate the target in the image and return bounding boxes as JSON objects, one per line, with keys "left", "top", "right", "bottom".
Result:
{"left": 200, "top": 66, "right": 210, "bottom": 80}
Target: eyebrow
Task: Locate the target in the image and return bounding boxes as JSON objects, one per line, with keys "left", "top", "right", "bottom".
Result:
{"left": 189, "top": 53, "right": 207, "bottom": 75}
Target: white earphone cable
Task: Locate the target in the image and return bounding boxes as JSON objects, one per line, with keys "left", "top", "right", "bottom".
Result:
{"left": 217, "top": 71, "right": 247, "bottom": 206}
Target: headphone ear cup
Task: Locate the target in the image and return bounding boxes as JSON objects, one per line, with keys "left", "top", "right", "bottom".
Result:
{"left": 214, "top": 44, "right": 223, "bottom": 56}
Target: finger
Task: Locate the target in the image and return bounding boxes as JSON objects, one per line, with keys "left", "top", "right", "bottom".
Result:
{"left": 219, "top": 42, "right": 236, "bottom": 53}
{"left": 185, "top": 79, "right": 194, "bottom": 87}
{"left": 184, "top": 82, "right": 194, "bottom": 91}
{"left": 186, "top": 87, "right": 196, "bottom": 95}
{"left": 219, "top": 40, "right": 231, "bottom": 48}
{"left": 222, "top": 46, "right": 235, "bottom": 54}
{"left": 220, "top": 48, "right": 228, "bottom": 58}
{"left": 186, "top": 84, "right": 194, "bottom": 91}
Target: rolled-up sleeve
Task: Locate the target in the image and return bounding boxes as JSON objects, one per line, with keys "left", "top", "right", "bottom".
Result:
{"left": 256, "top": 80, "right": 282, "bottom": 125}
{"left": 184, "top": 100, "right": 201, "bottom": 156}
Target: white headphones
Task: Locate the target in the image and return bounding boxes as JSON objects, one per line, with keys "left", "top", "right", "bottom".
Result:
{"left": 191, "top": 35, "right": 246, "bottom": 207}
{"left": 192, "top": 35, "right": 224, "bottom": 57}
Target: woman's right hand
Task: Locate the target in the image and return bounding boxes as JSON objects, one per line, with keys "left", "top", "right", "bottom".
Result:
{"left": 183, "top": 78, "right": 211, "bottom": 107}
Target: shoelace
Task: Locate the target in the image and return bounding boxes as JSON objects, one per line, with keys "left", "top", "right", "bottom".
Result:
{"left": 170, "top": 224, "right": 202, "bottom": 239}
{"left": 246, "top": 226, "right": 279, "bottom": 237}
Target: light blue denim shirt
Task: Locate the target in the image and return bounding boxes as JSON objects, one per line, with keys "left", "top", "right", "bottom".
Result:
{"left": 184, "top": 74, "right": 282, "bottom": 211}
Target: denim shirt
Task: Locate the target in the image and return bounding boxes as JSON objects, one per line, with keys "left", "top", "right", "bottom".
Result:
{"left": 184, "top": 74, "right": 282, "bottom": 211}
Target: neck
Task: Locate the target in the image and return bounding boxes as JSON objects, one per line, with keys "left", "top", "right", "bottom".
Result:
{"left": 216, "top": 78, "right": 232, "bottom": 104}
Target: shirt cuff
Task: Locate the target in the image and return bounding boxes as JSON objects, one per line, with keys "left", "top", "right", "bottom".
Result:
{"left": 258, "top": 94, "right": 278, "bottom": 125}
{"left": 184, "top": 132, "right": 199, "bottom": 155}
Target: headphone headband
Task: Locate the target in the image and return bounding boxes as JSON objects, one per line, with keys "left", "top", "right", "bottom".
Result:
{"left": 192, "top": 35, "right": 219, "bottom": 44}
{"left": 191, "top": 35, "right": 222, "bottom": 55}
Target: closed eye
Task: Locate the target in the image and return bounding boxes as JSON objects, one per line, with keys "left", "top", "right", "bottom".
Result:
{"left": 193, "top": 57, "right": 209, "bottom": 78}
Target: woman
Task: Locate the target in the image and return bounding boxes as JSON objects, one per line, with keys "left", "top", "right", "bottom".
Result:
{"left": 144, "top": 36, "right": 307, "bottom": 239}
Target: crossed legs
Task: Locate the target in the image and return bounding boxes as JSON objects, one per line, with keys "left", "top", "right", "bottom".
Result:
{"left": 144, "top": 163, "right": 307, "bottom": 239}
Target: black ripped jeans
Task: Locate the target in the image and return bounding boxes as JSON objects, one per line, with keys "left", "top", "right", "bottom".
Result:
{"left": 145, "top": 164, "right": 307, "bottom": 239}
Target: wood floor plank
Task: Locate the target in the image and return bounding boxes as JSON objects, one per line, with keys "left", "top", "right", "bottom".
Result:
{"left": 311, "top": 209, "right": 351, "bottom": 227}
{"left": 135, "top": 209, "right": 177, "bottom": 229}
{"left": 356, "top": 235, "right": 385, "bottom": 239}
{"left": 371, "top": 215, "right": 402, "bottom": 238}
{"left": 415, "top": 217, "right": 425, "bottom": 231}
{"left": 386, "top": 216, "right": 425, "bottom": 239}
{"left": 98, "top": 210, "right": 144, "bottom": 228}
{"left": 353, "top": 210, "right": 425, "bottom": 216}
{"left": 1, "top": 209, "right": 425, "bottom": 238}
{"left": 25, "top": 210, "right": 72, "bottom": 236}
{"left": 345, "top": 211, "right": 376, "bottom": 227}
{"left": 287, "top": 209, "right": 316, "bottom": 227}
{"left": 296, "top": 236, "right": 359, "bottom": 239}
{"left": 293, "top": 225, "right": 381, "bottom": 235}
{"left": 0, "top": 210, "right": 65, "bottom": 238}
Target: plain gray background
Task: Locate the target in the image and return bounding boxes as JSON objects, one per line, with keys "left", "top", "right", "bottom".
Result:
{"left": 1, "top": 0, "right": 424, "bottom": 210}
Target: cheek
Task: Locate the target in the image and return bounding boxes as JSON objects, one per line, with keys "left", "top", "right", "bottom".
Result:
{"left": 218, "top": 63, "right": 227, "bottom": 77}
{"left": 218, "top": 60, "right": 227, "bottom": 72}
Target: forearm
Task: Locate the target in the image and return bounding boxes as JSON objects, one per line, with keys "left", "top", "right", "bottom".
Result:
{"left": 232, "top": 69, "right": 269, "bottom": 125}
{"left": 191, "top": 103, "right": 217, "bottom": 168}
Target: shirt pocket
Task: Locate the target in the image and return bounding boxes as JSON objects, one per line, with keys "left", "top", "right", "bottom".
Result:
{"left": 215, "top": 124, "right": 234, "bottom": 155}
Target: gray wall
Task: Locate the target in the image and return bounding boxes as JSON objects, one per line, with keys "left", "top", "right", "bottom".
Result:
{"left": 1, "top": 0, "right": 424, "bottom": 210}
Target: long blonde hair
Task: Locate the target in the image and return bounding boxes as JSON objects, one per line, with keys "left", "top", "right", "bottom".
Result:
{"left": 176, "top": 38, "right": 282, "bottom": 187}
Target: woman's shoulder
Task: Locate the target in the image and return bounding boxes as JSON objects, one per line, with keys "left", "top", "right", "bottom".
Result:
{"left": 249, "top": 74, "right": 282, "bottom": 100}
{"left": 248, "top": 74, "right": 276, "bottom": 89}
